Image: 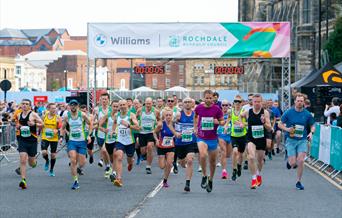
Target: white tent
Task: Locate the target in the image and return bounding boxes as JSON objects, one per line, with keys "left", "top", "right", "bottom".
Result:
{"left": 165, "top": 86, "right": 189, "bottom": 92}
{"left": 132, "top": 86, "right": 156, "bottom": 92}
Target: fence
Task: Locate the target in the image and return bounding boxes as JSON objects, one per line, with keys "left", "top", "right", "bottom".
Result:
{"left": 308, "top": 124, "right": 342, "bottom": 184}
{"left": 0, "top": 124, "right": 18, "bottom": 163}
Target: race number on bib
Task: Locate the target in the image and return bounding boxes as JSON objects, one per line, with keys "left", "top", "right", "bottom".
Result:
{"left": 162, "top": 136, "right": 174, "bottom": 147}
{"left": 142, "top": 121, "right": 154, "bottom": 132}
{"left": 201, "top": 117, "right": 214, "bottom": 130}
{"left": 118, "top": 127, "right": 128, "bottom": 137}
{"left": 252, "top": 125, "right": 264, "bottom": 139}
{"left": 71, "top": 127, "right": 82, "bottom": 139}
{"left": 294, "top": 125, "right": 304, "bottom": 138}
{"left": 182, "top": 129, "right": 193, "bottom": 142}
{"left": 45, "top": 128, "right": 54, "bottom": 139}
{"left": 20, "top": 126, "right": 31, "bottom": 138}
{"left": 233, "top": 125, "right": 243, "bottom": 134}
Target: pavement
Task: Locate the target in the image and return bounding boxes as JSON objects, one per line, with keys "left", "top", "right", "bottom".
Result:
{"left": 0, "top": 148, "right": 341, "bottom": 218}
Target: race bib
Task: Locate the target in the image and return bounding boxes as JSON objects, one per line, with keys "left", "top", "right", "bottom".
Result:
{"left": 107, "top": 132, "right": 116, "bottom": 141}
{"left": 201, "top": 117, "right": 214, "bottom": 130}
{"left": 226, "top": 124, "right": 231, "bottom": 135}
{"left": 70, "top": 127, "right": 82, "bottom": 139}
{"left": 294, "top": 125, "right": 304, "bottom": 138}
{"left": 45, "top": 128, "right": 54, "bottom": 139}
{"left": 20, "top": 126, "right": 31, "bottom": 138}
{"left": 217, "top": 125, "right": 224, "bottom": 135}
{"left": 233, "top": 124, "right": 243, "bottom": 134}
{"left": 182, "top": 128, "right": 193, "bottom": 142}
{"left": 252, "top": 125, "right": 264, "bottom": 139}
{"left": 118, "top": 127, "right": 128, "bottom": 137}
{"left": 142, "top": 120, "right": 154, "bottom": 131}
{"left": 162, "top": 136, "right": 174, "bottom": 147}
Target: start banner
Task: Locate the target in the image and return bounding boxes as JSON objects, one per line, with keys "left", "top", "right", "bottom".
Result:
{"left": 88, "top": 22, "right": 290, "bottom": 59}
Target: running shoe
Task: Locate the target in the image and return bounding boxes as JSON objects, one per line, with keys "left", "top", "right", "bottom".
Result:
{"left": 201, "top": 176, "right": 208, "bottom": 189}
{"left": 104, "top": 167, "right": 111, "bottom": 178}
{"left": 197, "top": 166, "right": 202, "bottom": 172}
{"left": 77, "top": 167, "right": 85, "bottom": 176}
{"left": 49, "top": 170, "right": 55, "bottom": 177}
{"left": 110, "top": 172, "right": 117, "bottom": 183}
{"left": 231, "top": 169, "right": 237, "bottom": 181}
{"left": 184, "top": 183, "right": 190, "bottom": 192}
{"left": 243, "top": 161, "right": 248, "bottom": 170}
{"left": 136, "top": 156, "right": 142, "bottom": 165}
{"left": 286, "top": 161, "right": 292, "bottom": 170}
{"left": 44, "top": 162, "right": 49, "bottom": 172}
{"left": 206, "top": 179, "right": 213, "bottom": 193}
{"left": 296, "top": 181, "right": 304, "bottom": 190}
{"left": 162, "top": 181, "right": 169, "bottom": 188}
{"left": 173, "top": 163, "right": 178, "bottom": 174}
{"left": 216, "top": 162, "right": 221, "bottom": 167}
{"left": 250, "top": 179, "right": 257, "bottom": 189}
{"left": 114, "top": 179, "right": 123, "bottom": 187}
{"left": 19, "top": 179, "right": 27, "bottom": 189}
{"left": 98, "top": 159, "right": 104, "bottom": 167}
{"left": 15, "top": 167, "right": 21, "bottom": 176}
{"left": 271, "top": 149, "right": 275, "bottom": 155}
{"left": 268, "top": 152, "right": 272, "bottom": 160}
{"left": 221, "top": 169, "right": 228, "bottom": 179}
{"left": 237, "top": 164, "right": 242, "bottom": 177}
{"left": 127, "top": 163, "right": 133, "bottom": 172}
{"left": 89, "top": 155, "right": 94, "bottom": 164}
{"left": 276, "top": 147, "right": 280, "bottom": 154}
{"left": 71, "top": 180, "right": 80, "bottom": 190}
{"left": 257, "top": 175, "right": 262, "bottom": 187}
{"left": 146, "top": 167, "right": 152, "bottom": 175}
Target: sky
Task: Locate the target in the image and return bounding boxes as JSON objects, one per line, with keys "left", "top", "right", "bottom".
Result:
{"left": 0, "top": 0, "right": 238, "bottom": 36}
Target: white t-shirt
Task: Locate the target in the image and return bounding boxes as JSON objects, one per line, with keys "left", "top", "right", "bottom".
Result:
{"left": 242, "top": 104, "right": 252, "bottom": 112}
{"left": 324, "top": 106, "right": 340, "bottom": 124}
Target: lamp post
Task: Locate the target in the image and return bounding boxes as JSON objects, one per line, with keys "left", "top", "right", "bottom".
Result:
{"left": 64, "top": 70, "right": 68, "bottom": 90}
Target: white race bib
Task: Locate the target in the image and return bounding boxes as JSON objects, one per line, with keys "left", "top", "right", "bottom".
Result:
{"left": 201, "top": 117, "right": 214, "bottom": 130}
{"left": 45, "top": 128, "right": 54, "bottom": 139}
{"left": 162, "top": 136, "right": 174, "bottom": 147}
{"left": 252, "top": 125, "right": 264, "bottom": 139}
{"left": 20, "top": 126, "right": 31, "bottom": 138}
{"left": 294, "top": 125, "right": 304, "bottom": 138}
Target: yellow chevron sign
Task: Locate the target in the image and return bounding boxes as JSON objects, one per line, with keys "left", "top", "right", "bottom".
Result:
{"left": 322, "top": 70, "right": 342, "bottom": 83}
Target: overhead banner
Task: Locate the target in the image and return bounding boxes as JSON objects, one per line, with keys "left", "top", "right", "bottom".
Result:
{"left": 88, "top": 22, "right": 290, "bottom": 59}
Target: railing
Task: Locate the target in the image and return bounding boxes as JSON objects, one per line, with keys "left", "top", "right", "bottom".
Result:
{"left": 0, "top": 123, "right": 18, "bottom": 163}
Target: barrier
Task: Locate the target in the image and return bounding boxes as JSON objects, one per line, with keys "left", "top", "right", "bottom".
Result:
{"left": 309, "top": 124, "right": 342, "bottom": 184}
{"left": 0, "top": 124, "right": 18, "bottom": 163}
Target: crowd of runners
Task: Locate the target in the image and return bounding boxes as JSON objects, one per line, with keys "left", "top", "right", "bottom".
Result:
{"left": 0, "top": 90, "right": 319, "bottom": 192}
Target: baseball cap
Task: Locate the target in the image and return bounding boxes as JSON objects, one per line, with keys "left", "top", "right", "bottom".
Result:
{"left": 69, "top": 99, "right": 79, "bottom": 105}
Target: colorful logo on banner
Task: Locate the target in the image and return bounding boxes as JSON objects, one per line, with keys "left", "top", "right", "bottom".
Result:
{"left": 95, "top": 34, "right": 107, "bottom": 47}
{"left": 322, "top": 70, "right": 342, "bottom": 84}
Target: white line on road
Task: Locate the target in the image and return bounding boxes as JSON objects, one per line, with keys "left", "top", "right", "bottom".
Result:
{"left": 126, "top": 180, "right": 163, "bottom": 218}
{"left": 305, "top": 162, "right": 342, "bottom": 190}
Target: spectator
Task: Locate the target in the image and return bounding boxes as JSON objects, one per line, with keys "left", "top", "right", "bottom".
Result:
{"left": 213, "top": 92, "right": 222, "bottom": 109}
{"left": 242, "top": 93, "right": 253, "bottom": 112}
{"left": 336, "top": 105, "right": 342, "bottom": 128}
{"left": 324, "top": 97, "right": 340, "bottom": 124}
{"left": 330, "top": 113, "right": 337, "bottom": 126}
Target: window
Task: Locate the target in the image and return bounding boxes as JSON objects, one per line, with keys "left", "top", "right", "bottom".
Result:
{"left": 220, "top": 75, "right": 225, "bottom": 85}
{"left": 301, "top": 36, "right": 310, "bottom": 50}
{"left": 152, "top": 77, "right": 158, "bottom": 88}
{"left": 165, "top": 64, "right": 171, "bottom": 73}
{"left": 303, "top": 0, "right": 311, "bottom": 24}
{"left": 194, "top": 76, "right": 198, "bottom": 85}
{"left": 201, "top": 76, "right": 205, "bottom": 85}
{"left": 227, "top": 76, "right": 230, "bottom": 84}
{"left": 16, "top": 66, "right": 21, "bottom": 76}
{"left": 210, "top": 75, "right": 215, "bottom": 86}
{"left": 209, "top": 64, "right": 213, "bottom": 69}
{"left": 165, "top": 78, "right": 171, "bottom": 88}
{"left": 179, "top": 78, "right": 184, "bottom": 86}
{"left": 179, "top": 64, "right": 184, "bottom": 74}
{"left": 39, "top": 44, "right": 47, "bottom": 51}
{"left": 120, "top": 79, "right": 126, "bottom": 89}
{"left": 67, "top": 78, "right": 73, "bottom": 89}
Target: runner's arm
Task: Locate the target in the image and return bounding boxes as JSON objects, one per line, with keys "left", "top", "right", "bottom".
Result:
{"left": 98, "top": 115, "right": 108, "bottom": 133}
{"left": 155, "top": 109, "right": 162, "bottom": 132}
{"left": 130, "top": 113, "right": 140, "bottom": 130}
{"left": 263, "top": 110, "right": 272, "bottom": 131}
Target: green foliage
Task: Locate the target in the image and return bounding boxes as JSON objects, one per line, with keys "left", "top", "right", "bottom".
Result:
{"left": 325, "top": 16, "right": 342, "bottom": 65}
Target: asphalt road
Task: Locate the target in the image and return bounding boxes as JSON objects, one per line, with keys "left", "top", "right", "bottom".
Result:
{"left": 0, "top": 148, "right": 341, "bottom": 218}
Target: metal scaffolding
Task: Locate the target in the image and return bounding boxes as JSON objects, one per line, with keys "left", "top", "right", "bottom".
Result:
{"left": 281, "top": 57, "right": 291, "bottom": 111}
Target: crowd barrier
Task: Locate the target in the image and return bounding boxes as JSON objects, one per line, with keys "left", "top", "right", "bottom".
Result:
{"left": 309, "top": 124, "right": 342, "bottom": 182}
{"left": 0, "top": 124, "right": 18, "bottom": 163}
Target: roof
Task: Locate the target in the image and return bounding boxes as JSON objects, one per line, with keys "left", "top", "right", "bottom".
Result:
{"left": 0, "top": 28, "right": 27, "bottom": 39}
{"left": 0, "top": 39, "right": 33, "bottom": 46}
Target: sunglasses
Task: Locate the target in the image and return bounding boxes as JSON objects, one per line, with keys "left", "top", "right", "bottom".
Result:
{"left": 234, "top": 100, "right": 242, "bottom": 103}
{"left": 248, "top": 99, "right": 253, "bottom": 101}
{"left": 22, "top": 102, "right": 30, "bottom": 105}
{"left": 222, "top": 104, "right": 229, "bottom": 106}
{"left": 184, "top": 101, "right": 192, "bottom": 103}
{"left": 168, "top": 100, "right": 174, "bottom": 103}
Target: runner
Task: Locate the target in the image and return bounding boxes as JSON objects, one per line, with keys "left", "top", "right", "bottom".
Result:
{"left": 240, "top": 94, "right": 272, "bottom": 189}
{"left": 230, "top": 95, "right": 247, "bottom": 181}
{"left": 111, "top": 100, "right": 139, "bottom": 187}
{"left": 217, "top": 99, "right": 232, "bottom": 179}
{"left": 278, "top": 93, "right": 315, "bottom": 190}
{"left": 93, "top": 93, "right": 112, "bottom": 178}
{"left": 99, "top": 100, "right": 119, "bottom": 180}
{"left": 136, "top": 97, "right": 162, "bottom": 174}
{"left": 155, "top": 108, "right": 178, "bottom": 188}
{"left": 80, "top": 105, "right": 95, "bottom": 164}
{"left": 272, "top": 100, "right": 283, "bottom": 153}
{"left": 60, "top": 99, "right": 91, "bottom": 190}
{"left": 41, "top": 103, "right": 62, "bottom": 177}
{"left": 194, "top": 90, "right": 224, "bottom": 193}
{"left": 264, "top": 100, "right": 276, "bottom": 160}
{"left": 131, "top": 99, "right": 143, "bottom": 165}
{"left": 17, "top": 99, "right": 43, "bottom": 189}
{"left": 174, "top": 97, "right": 198, "bottom": 192}
{"left": 242, "top": 93, "right": 253, "bottom": 170}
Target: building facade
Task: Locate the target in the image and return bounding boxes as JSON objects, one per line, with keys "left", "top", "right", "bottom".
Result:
{"left": 0, "top": 57, "right": 16, "bottom": 91}
{"left": 15, "top": 58, "right": 46, "bottom": 91}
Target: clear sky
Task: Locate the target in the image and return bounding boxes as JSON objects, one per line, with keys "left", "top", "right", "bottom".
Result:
{"left": 0, "top": 0, "right": 238, "bottom": 36}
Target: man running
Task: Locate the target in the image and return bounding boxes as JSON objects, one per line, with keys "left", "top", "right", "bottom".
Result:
{"left": 41, "top": 103, "right": 62, "bottom": 177}
{"left": 61, "top": 99, "right": 91, "bottom": 190}
{"left": 217, "top": 99, "right": 232, "bottom": 179}
{"left": 230, "top": 95, "right": 247, "bottom": 181}
{"left": 174, "top": 97, "right": 198, "bottom": 192}
{"left": 93, "top": 93, "right": 112, "bottom": 178}
{"left": 17, "top": 99, "right": 43, "bottom": 189}
{"left": 241, "top": 94, "right": 272, "bottom": 189}
{"left": 110, "top": 100, "right": 139, "bottom": 187}
{"left": 136, "top": 97, "right": 162, "bottom": 174}
{"left": 278, "top": 93, "right": 315, "bottom": 190}
{"left": 194, "top": 90, "right": 224, "bottom": 193}
{"left": 80, "top": 105, "right": 95, "bottom": 164}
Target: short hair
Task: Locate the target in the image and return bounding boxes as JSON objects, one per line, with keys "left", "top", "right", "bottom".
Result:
{"left": 213, "top": 92, "right": 219, "bottom": 97}
{"left": 248, "top": 93, "right": 254, "bottom": 97}
{"left": 295, "top": 93, "right": 306, "bottom": 100}
{"left": 253, "top": 93, "right": 262, "bottom": 99}
{"left": 126, "top": 98, "right": 133, "bottom": 102}
{"left": 304, "top": 99, "right": 311, "bottom": 105}
{"left": 203, "top": 90, "right": 213, "bottom": 96}
{"left": 22, "top": 99, "right": 32, "bottom": 106}
{"left": 80, "top": 104, "right": 87, "bottom": 110}
{"left": 111, "top": 100, "right": 119, "bottom": 105}
{"left": 101, "top": 93, "right": 110, "bottom": 99}
{"left": 332, "top": 97, "right": 339, "bottom": 106}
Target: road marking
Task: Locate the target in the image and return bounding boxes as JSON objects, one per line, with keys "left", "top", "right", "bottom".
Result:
{"left": 126, "top": 180, "right": 163, "bottom": 218}
{"left": 305, "top": 162, "right": 342, "bottom": 190}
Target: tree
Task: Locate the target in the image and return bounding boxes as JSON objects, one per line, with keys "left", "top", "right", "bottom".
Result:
{"left": 324, "top": 16, "right": 342, "bottom": 65}
{"left": 51, "top": 81, "right": 59, "bottom": 91}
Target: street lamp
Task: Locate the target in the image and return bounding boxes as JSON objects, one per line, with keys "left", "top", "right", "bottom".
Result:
{"left": 64, "top": 70, "right": 68, "bottom": 91}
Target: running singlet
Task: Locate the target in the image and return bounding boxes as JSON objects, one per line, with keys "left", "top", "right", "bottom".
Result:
{"left": 139, "top": 107, "right": 156, "bottom": 134}
{"left": 247, "top": 108, "right": 266, "bottom": 140}
{"left": 217, "top": 114, "right": 231, "bottom": 135}
{"left": 159, "top": 121, "right": 174, "bottom": 148}
{"left": 97, "top": 106, "right": 111, "bottom": 139}
{"left": 175, "top": 111, "right": 196, "bottom": 146}
{"left": 68, "top": 111, "right": 86, "bottom": 142}
{"left": 230, "top": 108, "right": 247, "bottom": 137}
{"left": 19, "top": 111, "right": 37, "bottom": 138}
{"left": 106, "top": 112, "right": 116, "bottom": 144}
{"left": 194, "top": 104, "right": 223, "bottom": 140}
{"left": 116, "top": 112, "right": 135, "bottom": 145}
{"left": 42, "top": 112, "right": 59, "bottom": 142}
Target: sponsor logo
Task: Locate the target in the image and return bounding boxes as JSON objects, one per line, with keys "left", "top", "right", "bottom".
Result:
{"left": 110, "top": 37, "right": 150, "bottom": 45}
{"left": 95, "top": 34, "right": 107, "bottom": 47}
{"left": 169, "top": 36, "right": 180, "bottom": 47}
{"left": 322, "top": 70, "right": 342, "bottom": 83}
{"left": 168, "top": 35, "right": 229, "bottom": 47}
